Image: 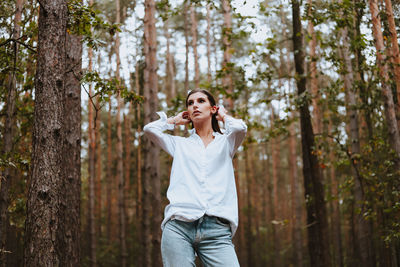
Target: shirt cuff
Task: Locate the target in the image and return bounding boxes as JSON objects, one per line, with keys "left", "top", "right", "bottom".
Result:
{"left": 156, "top": 111, "right": 175, "bottom": 131}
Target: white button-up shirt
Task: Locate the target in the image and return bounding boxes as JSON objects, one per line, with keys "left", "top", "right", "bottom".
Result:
{"left": 143, "top": 112, "right": 247, "bottom": 236}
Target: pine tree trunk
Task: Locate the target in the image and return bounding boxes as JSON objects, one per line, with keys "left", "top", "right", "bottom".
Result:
{"left": 221, "top": 0, "right": 233, "bottom": 110}
{"left": 289, "top": 117, "right": 303, "bottom": 267}
{"left": 24, "top": 0, "right": 68, "bottom": 265}
{"left": 328, "top": 120, "right": 343, "bottom": 267}
{"left": 164, "top": 20, "right": 176, "bottom": 104}
{"left": 106, "top": 99, "right": 113, "bottom": 242}
{"left": 244, "top": 143, "right": 254, "bottom": 267}
{"left": 270, "top": 105, "right": 281, "bottom": 267}
{"left": 340, "top": 20, "right": 373, "bottom": 266}
{"left": 383, "top": 0, "right": 400, "bottom": 128}
{"left": 368, "top": 0, "right": 400, "bottom": 165}
{"left": 61, "top": 30, "right": 82, "bottom": 266}
{"left": 0, "top": 1, "right": 23, "bottom": 265}
{"left": 87, "top": 31, "right": 97, "bottom": 267}
{"left": 291, "top": 1, "right": 331, "bottom": 266}
{"left": 190, "top": 4, "right": 200, "bottom": 89}
{"left": 135, "top": 61, "right": 143, "bottom": 267}
{"left": 206, "top": 3, "right": 212, "bottom": 84}
{"left": 307, "top": 0, "right": 322, "bottom": 134}
{"left": 114, "top": 0, "right": 127, "bottom": 264}
{"left": 95, "top": 95, "right": 102, "bottom": 238}
{"left": 143, "top": 0, "right": 161, "bottom": 266}
{"left": 184, "top": 0, "right": 189, "bottom": 91}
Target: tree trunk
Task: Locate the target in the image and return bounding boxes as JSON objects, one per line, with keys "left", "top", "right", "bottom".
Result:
{"left": 244, "top": 143, "right": 254, "bottom": 267}
{"left": 221, "top": 0, "right": 234, "bottom": 111}
{"left": 164, "top": 19, "right": 176, "bottom": 104}
{"left": 368, "top": 0, "right": 400, "bottom": 165}
{"left": 0, "top": 1, "right": 23, "bottom": 265}
{"left": 383, "top": 0, "right": 400, "bottom": 127}
{"left": 61, "top": 30, "right": 82, "bottom": 266}
{"left": 106, "top": 99, "right": 113, "bottom": 242}
{"left": 340, "top": 20, "right": 373, "bottom": 266}
{"left": 328, "top": 120, "right": 343, "bottom": 267}
{"left": 190, "top": 3, "right": 200, "bottom": 89}
{"left": 114, "top": 0, "right": 127, "bottom": 264}
{"left": 289, "top": 116, "right": 303, "bottom": 267}
{"left": 206, "top": 3, "right": 212, "bottom": 84}
{"left": 270, "top": 105, "right": 281, "bottom": 267}
{"left": 291, "top": 1, "right": 331, "bottom": 266}
{"left": 24, "top": 0, "right": 68, "bottom": 265}
{"left": 307, "top": 0, "right": 322, "bottom": 134}
{"left": 87, "top": 24, "right": 97, "bottom": 267}
{"left": 143, "top": 0, "right": 161, "bottom": 266}
{"left": 184, "top": 0, "right": 189, "bottom": 91}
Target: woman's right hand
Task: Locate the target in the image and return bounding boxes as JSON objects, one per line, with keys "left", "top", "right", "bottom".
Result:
{"left": 168, "top": 111, "right": 191, "bottom": 125}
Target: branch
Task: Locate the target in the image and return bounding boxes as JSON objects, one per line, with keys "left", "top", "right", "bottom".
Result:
{"left": 0, "top": 37, "right": 37, "bottom": 53}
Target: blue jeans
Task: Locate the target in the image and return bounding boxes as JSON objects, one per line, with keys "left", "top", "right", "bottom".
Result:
{"left": 161, "top": 215, "right": 240, "bottom": 267}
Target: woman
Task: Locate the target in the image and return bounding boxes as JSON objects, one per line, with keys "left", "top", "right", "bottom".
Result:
{"left": 143, "top": 89, "right": 247, "bottom": 266}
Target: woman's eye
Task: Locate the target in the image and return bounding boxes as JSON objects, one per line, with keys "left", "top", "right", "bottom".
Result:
{"left": 188, "top": 101, "right": 193, "bottom": 105}
{"left": 199, "top": 99, "right": 205, "bottom": 103}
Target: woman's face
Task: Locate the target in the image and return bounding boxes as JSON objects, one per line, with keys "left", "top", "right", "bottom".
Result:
{"left": 187, "top": 92, "right": 217, "bottom": 123}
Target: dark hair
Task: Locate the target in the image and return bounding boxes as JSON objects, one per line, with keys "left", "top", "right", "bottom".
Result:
{"left": 185, "top": 89, "right": 222, "bottom": 134}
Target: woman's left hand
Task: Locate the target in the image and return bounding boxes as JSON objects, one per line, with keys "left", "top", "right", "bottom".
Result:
{"left": 216, "top": 106, "right": 228, "bottom": 121}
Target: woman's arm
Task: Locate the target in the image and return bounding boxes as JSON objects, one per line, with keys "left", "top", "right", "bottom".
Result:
{"left": 143, "top": 111, "right": 191, "bottom": 156}
{"left": 216, "top": 106, "right": 247, "bottom": 157}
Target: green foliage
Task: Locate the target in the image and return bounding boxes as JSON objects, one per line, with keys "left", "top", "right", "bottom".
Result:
{"left": 82, "top": 71, "right": 144, "bottom": 104}
{"left": 67, "top": 0, "right": 120, "bottom": 49}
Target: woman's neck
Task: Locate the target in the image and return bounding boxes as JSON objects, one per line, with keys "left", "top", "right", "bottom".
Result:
{"left": 193, "top": 120, "right": 214, "bottom": 138}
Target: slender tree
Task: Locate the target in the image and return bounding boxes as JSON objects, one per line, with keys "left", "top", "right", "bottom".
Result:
{"left": 368, "top": 0, "right": 400, "bottom": 164}
{"left": 61, "top": 28, "right": 82, "bottom": 266}
{"left": 0, "top": 1, "right": 24, "bottom": 265}
{"left": 190, "top": 3, "right": 200, "bottom": 89}
{"left": 114, "top": 0, "right": 127, "bottom": 265}
{"left": 291, "top": 0, "right": 331, "bottom": 266}
{"left": 143, "top": 0, "right": 161, "bottom": 265}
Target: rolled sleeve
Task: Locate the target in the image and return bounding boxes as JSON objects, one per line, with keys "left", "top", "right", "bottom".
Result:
{"left": 224, "top": 116, "right": 247, "bottom": 157}
{"left": 143, "top": 112, "right": 176, "bottom": 156}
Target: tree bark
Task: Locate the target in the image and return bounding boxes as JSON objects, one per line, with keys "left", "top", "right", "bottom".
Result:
{"left": 307, "top": 0, "right": 322, "bottom": 134}
{"left": 368, "top": 0, "right": 400, "bottom": 165}
{"left": 143, "top": 0, "right": 161, "bottom": 266}
{"left": 340, "top": 19, "right": 373, "bottom": 266}
{"left": 24, "top": 0, "right": 68, "bottom": 265}
{"left": 190, "top": 3, "right": 200, "bottom": 89}
{"left": 61, "top": 30, "right": 82, "bottom": 267}
{"left": 291, "top": 1, "right": 331, "bottom": 266}
{"left": 383, "top": 0, "right": 400, "bottom": 128}
{"left": 221, "top": 0, "right": 234, "bottom": 111}
{"left": 184, "top": 0, "right": 189, "bottom": 91}
{"left": 289, "top": 116, "right": 303, "bottom": 267}
{"left": 0, "top": 1, "right": 23, "bottom": 265}
{"left": 106, "top": 99, "right": 113, "bottom": 242}
{"left": 87, "top": 17, "right": 97, "bottom": 266}
{"left": 206, "top": 3, "right": 212, "bottom": 84}
{"left": 164, "top": 19, "right": 176, "bottom": 104}
{"left": 114, "top": 0, "right": 127, "bottom": 265}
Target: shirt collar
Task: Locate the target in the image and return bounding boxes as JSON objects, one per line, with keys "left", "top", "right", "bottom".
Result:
{"left": 189, "top": 128, "right": 220, "bottom": 137}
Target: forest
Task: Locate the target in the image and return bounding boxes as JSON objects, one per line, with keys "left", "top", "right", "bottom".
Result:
{"left": 1, "top": 0, "right": 400, "bottom": 266}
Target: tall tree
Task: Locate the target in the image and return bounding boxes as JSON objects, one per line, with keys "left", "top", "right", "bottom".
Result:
{"left": 0, "top": 1, "right": 24, "bottom": 265}
{"left": 190, "top": 3, "right": 200, "bottom": 89}
{"left": 61, "top": 28, "right": 82, "bottom": 266}
{"left": 24, "top": 0, "right": 68, "bottom": 264}
{"left": 339, "top": 12, "right": 373, "bottom": 265}
{"left": 221, "top": 0, "right": 234, "bottom": 110}
{"left": 383, "top": 0, "right": 400, "bottom": 127}
{"left": 114, "top": 0, "right": 127, "bottom": 265}
{"left": 143, "top": 0, "right": 161, "bottom": 265}
{"left": 307, "top": 0, "right": 322, "bottom": 134}
{"left": 206, "top": 3, "right": 212, "bottom": 84}
{"left": 291, "top": 0, "right": 331, "bottom": 266}
{"left": 368, "top": 0, "right": 400, "bottom": 165}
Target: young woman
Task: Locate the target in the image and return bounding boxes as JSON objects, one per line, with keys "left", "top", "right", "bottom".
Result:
{"left": 143, "top": 89, "right": 247, "bottom": 266}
